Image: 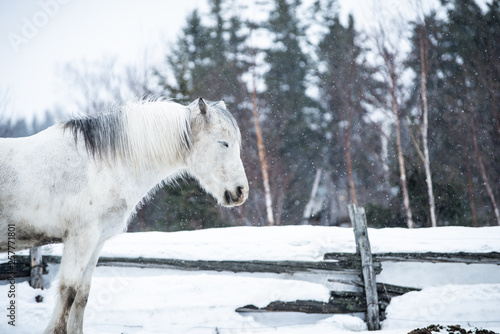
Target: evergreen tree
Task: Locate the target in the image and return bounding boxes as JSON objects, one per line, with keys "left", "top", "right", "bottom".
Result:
{"left": 441, "top": 0, "right": 500, "bottom": 225}
{"left": 315, "top": 10, "right": 384, "bottom": 213}
{"left": 155, "top": 10, "right": 211, "bottom": 102}
{"left": 403, "top": 1, "right": 500, "bottom": 226}
{"left": 156, "top": 0, "right": 248, "bottom": 103}
{"left": 261, "top": 0, "right": 319, "bottom": 224}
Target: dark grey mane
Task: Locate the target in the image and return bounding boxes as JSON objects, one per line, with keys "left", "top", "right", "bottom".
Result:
{"left": 63, "top": 111, "right": 127, "bottom": 159}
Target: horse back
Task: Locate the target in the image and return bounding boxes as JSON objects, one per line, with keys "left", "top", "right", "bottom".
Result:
{"left": 0, "top": 127, "right": 92, "bottom": 251}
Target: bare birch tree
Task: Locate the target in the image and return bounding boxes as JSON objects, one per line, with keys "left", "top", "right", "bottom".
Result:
{"left": 252, "top": 72, "right": 274, "bottom": 226}
{"left": 387, "top": 52, "right": 414, "bottom": 229}
{"left": 417, "top": 22, "right": 437, "bottom": 227}
{"left": 345, "top": 89, "right": 357, "bottom": 206}
{"left": 302, "top": 168, "right": 322, "bottom": 224}
{"left": 251, "top": 63, "right": 275, "bottom": 226}
{"left": 374, "top": 24, "right": 415, "bottom": 228}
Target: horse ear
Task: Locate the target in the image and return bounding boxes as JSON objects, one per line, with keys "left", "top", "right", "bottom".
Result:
{"left": 198, "top": 98, "right": 208, "bottom": 115}
{"left": 215, "top": 100, "right": 226, "bottom": 109}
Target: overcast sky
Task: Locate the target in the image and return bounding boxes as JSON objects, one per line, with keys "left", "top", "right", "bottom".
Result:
{"left": 0, "top": 0, "right": 209, "bottom": 121}
{"left": 0, "top": 0, "right": 490, "bottom": 122}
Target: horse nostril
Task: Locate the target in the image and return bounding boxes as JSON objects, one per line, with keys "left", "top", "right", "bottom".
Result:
{"left": 236, "top": 186, "right": 244, "bottom": 198}
{"left": 224, "top": 190, "right": 232, "bottom": 204}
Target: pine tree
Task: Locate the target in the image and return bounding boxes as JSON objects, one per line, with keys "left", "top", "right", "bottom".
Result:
{"left": 261, "top": 0, "right": 319, "bottom": 224}
{"left": 156, "top": 1, "right": 248, "bottom": 103}
{"left": 315, "top": 10, "right": 383, "bottom": 212}
{"left": 437, "top": 0, "right": 500, "bottom": 225}
{"left": 402, "top": 1, "right": 500, "bottom": 227}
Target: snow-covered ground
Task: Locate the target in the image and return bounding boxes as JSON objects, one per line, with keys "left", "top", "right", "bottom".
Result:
{"left": 1, "top": 226, "right": 500, "bottom": 333}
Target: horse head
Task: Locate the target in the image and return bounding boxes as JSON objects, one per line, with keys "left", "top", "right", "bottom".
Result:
{"left": 187, "top": 98, "right": 249, "bottom": 207}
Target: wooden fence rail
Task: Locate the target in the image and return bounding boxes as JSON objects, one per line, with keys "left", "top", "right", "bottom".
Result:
{"left": 324, "top": 252, "right": 500, "bottom": 264}
{"left": 236, "top": 282, "right": 421, "bottom": 315}
{"left": 3, "top": 254, "right": 380, "bottom": 278}
{"left": 5, "top": 250, "right": 498, "bottom": 281}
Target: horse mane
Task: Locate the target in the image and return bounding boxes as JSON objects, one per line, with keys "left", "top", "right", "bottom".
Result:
{"left": 64, "top": 110, "right": 127, "bottom": 159}
{"left": 63, "top": 101, "right": 192, "bottom": 169}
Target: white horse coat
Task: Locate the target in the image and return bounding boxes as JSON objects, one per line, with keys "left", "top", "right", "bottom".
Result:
{"left": 0, "top": 98, "right": 248, "bottom": 333}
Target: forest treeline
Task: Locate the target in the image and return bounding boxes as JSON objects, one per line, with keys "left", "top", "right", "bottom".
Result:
{"left": 1, "top": 0, "right": 499, "bottom": 230}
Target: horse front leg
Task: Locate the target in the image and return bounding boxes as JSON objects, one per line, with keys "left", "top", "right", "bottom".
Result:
{"left": 66, "top": 241, "right": 104, "bottom": 333}
{"left": 45, "top": 233, "right": 99, "bottom": 334}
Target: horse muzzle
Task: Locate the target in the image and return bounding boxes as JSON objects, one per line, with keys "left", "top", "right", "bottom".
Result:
{"left": 223, "top": 185, "right": 247, "bottom": 206}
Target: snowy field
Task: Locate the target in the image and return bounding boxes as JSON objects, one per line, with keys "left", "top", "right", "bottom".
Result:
{"left": 1, "top": 226, "right": 500, "bottom": 333}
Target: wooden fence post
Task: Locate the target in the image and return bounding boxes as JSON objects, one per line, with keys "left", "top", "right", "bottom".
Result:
{"left": 29, "top": 247, "right": 43, "bottom": 290}
{"left": 348, "top": 203, "right": 380, "bottom": 330}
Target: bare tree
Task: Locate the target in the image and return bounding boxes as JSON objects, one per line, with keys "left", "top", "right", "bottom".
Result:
{"left": 373, "top": 21, "right": 415, "bottom": 228}
{"left": 416, "top": 21, "right": 437, "bottom": 227}
{"left": 251, "top": 64, "right": 275, "bottom": 226}
{"left": 302, "top": 168, "right": 322, "bottom": 224}
{"left": 388, "top": 51, "right": 414, "bottom": 229}
{"left": 62, "top": 58, "right": 151, "bottom": 115}
{"left": 345, "top": 84, "right": 357, "bottom": 206}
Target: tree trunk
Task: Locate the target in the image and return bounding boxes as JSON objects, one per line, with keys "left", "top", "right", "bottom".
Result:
{"left": 466, "top": 157, "right": 478, "bottom": 227}
{"left": 471, "top": 119, "right": 500, "bottom": 226}
{"left": 462, "top": 146, "right": 478, "bottom": 227}
{"left": 418, "top": 25, "right": 437, "bottom": 228}
{"left": 346, "top": 103, "right": 357, "bottom": 206}
{"left": 302, "top": 168, "right": 322, "bottom": 224}
{"left": 251, "top": 68, "right": 275, "bottom": 226}
{"left": 388, "top": 58, "right": 414, "bottom": 229}
{"left": 488, "top": 80, "right": 500, "bottom": 136}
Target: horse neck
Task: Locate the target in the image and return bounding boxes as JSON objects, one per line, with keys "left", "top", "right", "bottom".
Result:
{"left": 121, "top": 102, "right": 191, "bottom": 175}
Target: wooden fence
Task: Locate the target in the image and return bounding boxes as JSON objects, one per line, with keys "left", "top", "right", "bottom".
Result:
{"left": 2, "top": 203, "right": 500, "bottom": 330}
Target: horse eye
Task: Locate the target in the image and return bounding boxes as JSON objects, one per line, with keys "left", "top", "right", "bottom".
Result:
{"left": 218, "top": 141, "right": 229, "bottom": 148}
